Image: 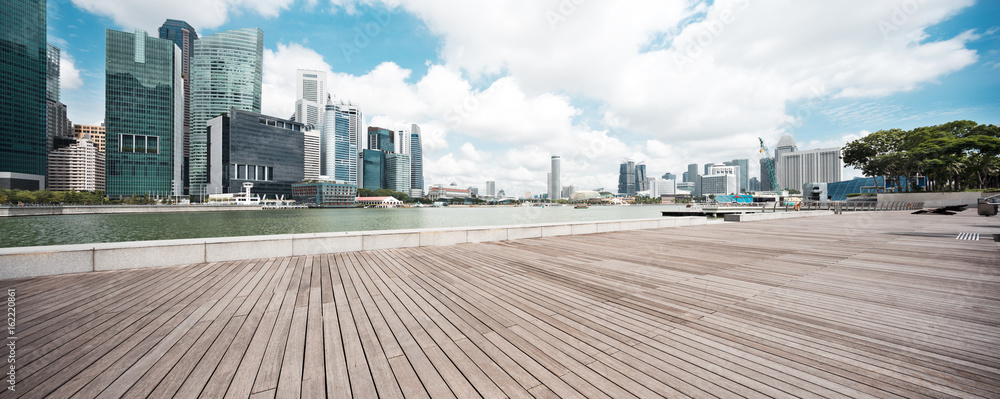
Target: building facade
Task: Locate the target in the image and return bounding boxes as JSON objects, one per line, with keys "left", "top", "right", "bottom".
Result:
{"left": 204, "top": 109, "right": 305, "bottom": 198}
{"left": 618, "top": 160, "right": 636, "bottom": 196}
{"left": 294, "top": 69, "right": 326, "bottom": 128}
{"left": 361, "top": 149, "right": 385, "bottom": 190}
{"left": 1, "top": 0, "right": 48, "bottom": 189}
{"left": 292, "top": 180, "right": 356, "bottom": 207}
{"left": 485, "top": 180, "right": 496, "bottom": 197}
{"left": 189, "top": 27, "right": 263, "bottom": 198}
{"left": 73, "top": 124, "right": 106, "bottom": 153}
{"left": 47, "top": 137, "right": 105, "bottom": 192}
{"left": 772, "top": 135, "right": 842, "bottom": 191}
{"left": 303, "top": 129, "right": 320, "bottom": 180}
{"left": 158, "top": 19, "right": 198, "bottom": 193}
{"left": 105, "top": 29, "right": 183, "bottom": 198}
{"left": 427, "top": 185, "right": 471, "bottom": 201}
{"left": 409, "top": 124, "right": 424, "bottom": 197}
{"left": 385, "top": 153, "right": 410, "bottom": 194}
{"left": 321, "top": 98, "right": 361, "bottom": 184}
{"left": 635, "top": 163, "right": 648, "bottom": 193}
{"left": 550, "top": 155, "right": 561, "bottom": 200}
{"left": 700, "top": 173, "right": 739, "bottom": 196}
{"left": 686, "top": 163, "right": 699, "bottom": 183}
{"left": 726, "top": 158, "right": 749, "bottom": 193}
{"left": 662, "top": 173, "right": 676, "bottom": 181}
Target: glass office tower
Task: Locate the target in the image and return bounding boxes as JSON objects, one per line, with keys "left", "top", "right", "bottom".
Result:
{"left": 158, "top": 19, "right": 198, "bottom": 194}
{"left": 104, "top": 29, "right": 183, "bottom": 198}
{"left": 189, "top": 27, "right": 263, "bottom": 199}
{"left": 0, "top": 0, "right": 48, "bottom": 189}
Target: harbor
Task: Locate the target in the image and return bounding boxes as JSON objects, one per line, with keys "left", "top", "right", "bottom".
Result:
{"left": 2, "top": 211, "right": 997, "bottom": 397}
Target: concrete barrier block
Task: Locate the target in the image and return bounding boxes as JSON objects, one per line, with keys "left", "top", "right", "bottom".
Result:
{"left": 639, "top": 220, "right": 660, "bottom": 230}
{"left": 466, "top": 228, "right": 507, "bottom": 243}
{"left": 94, "top": 240, "right": 205, "bottom": 271}
{"left": 658, "top": 218, "right": 679, "bottom": 228}
{"left": 620, "top": 221, "right": 642, "bottom": 231}
{"left": 507, "top": 226, "right": 542, "bottom": 240}
{"left": 0, "top": 245, "right": 93, "bottom": 279}
{"left": 420, "top": 230, "right": 469, "bottom": 247}
{"left": 687, "top": 217, "right": 708, "bottom": 225}
{"left": 597, "top": 222, "right": 622, "bottom": 233}
{"left": 541, "top": 225, "right": 573, "bottom": 237}
{"left": 570, "top": 223, "right": 598, "bottom": 235}
{"left": 363, "top": 232, "right": 420, "bottom": 250}
{"left": 293, "top": 233, "right": 363, "bottom": 255}
{"left": 206, "top": 236, "right": 295, "bottom": 262}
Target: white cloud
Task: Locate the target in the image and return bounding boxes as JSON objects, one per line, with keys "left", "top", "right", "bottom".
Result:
{"left": 70, "top": 0, "right": 293, "bottom": 33}
{"left": 59, "top": 51, "right": 83, "bottom": 91}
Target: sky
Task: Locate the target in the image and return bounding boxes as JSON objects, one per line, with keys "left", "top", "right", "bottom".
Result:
{"left": 47, "top": 0, "right": 1000, "bottom": 197}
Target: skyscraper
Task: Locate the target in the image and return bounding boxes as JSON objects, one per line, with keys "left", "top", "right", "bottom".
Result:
{"left": 189, "top": 27, "right": 263, "bottom": 198}
{"left": 45, "top": 43, "right": 71, "bottom": 156}
{"left": 303, "top": 130, "right": 320, "bottom": 180}
{"left": 362, "top": 126, "right": 394, "bottom": 189}
{"left": 772, "top": 135, "right": 841, "bottom": 191}
{"left": 550, "top": 155, "right": 561, "bottom": 200}
{"left": 205, "top": 109, "right": 305, "bottom": 197}
{"left": 726, "top": 158, "right": 749, "bottom": 193}
{"left": 686, "top": 163, "right": 699, "bottom": 183}
{"left": 321, "top": 97, "right": 361, "bottom": 184}
{"left": 618, "top": 160, "right": 636, "bottom": 196}
{"left": 386, "top": 153, "right": 410, "bottom": 193}
{"left": 158, "top": 19, "right": 198, "bottom": 194}
{"left": 635, "top": 163, "right": 648, "bottom": 193}
{"left": 104, "top": 29, "right": 183, "bottom": 198}
{"left": 409, "top": 124, "right": 424, "bottom": 197}
{"left": 486, "top": 181, "right": 496, "bottom": 198}
{"left": 295, "top": 69, "right": 326, "bottom": 128}
{"left": 1, "top": 0, "right": 48, "bottom": 189}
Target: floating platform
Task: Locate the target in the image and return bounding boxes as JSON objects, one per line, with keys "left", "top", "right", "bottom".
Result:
{"left": 661, "top": 204, "right": 766, "bottom": 217}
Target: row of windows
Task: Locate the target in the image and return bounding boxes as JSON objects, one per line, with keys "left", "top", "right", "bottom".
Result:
{"left": 119, "top": 134, "right": 159, "bottom": 154}
{"left": 229, "top": 163, "right": 273, "bottom": 181}
{"left": 257, "top": 118, "right": 301, "bottom": 131}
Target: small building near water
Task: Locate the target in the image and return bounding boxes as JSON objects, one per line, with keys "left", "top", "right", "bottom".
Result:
{"left": 355, "top": 196, "right": 403, "bottom": 208}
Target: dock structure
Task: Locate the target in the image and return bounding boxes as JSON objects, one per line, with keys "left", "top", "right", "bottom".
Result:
{"left": 3, "top": 212, "right": 998, "bottom": 398}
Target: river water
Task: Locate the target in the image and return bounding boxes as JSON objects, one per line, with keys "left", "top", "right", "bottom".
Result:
{"left": 0, "top": 205, "right": 669, "bottom": 248}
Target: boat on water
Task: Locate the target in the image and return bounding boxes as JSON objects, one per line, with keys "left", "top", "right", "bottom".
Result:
{"left": 574, "top": 205, "right": 589, "bottom": 209}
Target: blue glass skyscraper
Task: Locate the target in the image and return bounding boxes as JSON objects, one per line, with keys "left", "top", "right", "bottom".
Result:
{"left": 1, "top": 0, "right": 48, "bottom": 189}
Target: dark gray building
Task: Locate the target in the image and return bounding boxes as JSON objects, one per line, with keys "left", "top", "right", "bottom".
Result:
{"left": 1, "top": 0, "right": 48, "bottom": 189}
{"left": 205, "top": 109, "right": 305, "bottom": 198}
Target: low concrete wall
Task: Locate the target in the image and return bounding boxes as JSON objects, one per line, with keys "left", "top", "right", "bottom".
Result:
{"left": 0, "top": 212, "right": 834, "bottom": 280}
{"left": 879, "top": 192, "right": 999, "bottom": 208}
{"left": 724, "top": 210, "right": 834, "bottom": 222}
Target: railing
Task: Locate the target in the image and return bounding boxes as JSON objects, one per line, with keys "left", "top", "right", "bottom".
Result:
{"left": 799, "top": 201, "right": 925, "bottom": 213}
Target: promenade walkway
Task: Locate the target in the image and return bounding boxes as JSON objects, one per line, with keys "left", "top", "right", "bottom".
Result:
{"left": 3, "top": 211, "right": 998, "bottom": 398}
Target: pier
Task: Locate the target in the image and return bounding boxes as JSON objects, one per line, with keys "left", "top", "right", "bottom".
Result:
{"left": 2, "top": 211, "right": 998, "bottom": 398}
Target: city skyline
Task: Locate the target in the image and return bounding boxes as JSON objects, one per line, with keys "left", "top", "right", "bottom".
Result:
{"left": 47, "top": 1, "right": 1000, "bottom": 196}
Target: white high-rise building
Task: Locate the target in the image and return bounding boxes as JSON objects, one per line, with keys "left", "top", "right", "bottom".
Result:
{"left": 303, "top": 129, "right": 320, "bottom": 180}
{"left": 486, "top": 181, "right": 496, "bottom": 197}
{"left": 773, "top": 135, "right": 842, "bottom": 191}
{"left": 321, "top": 96, "right": 361, "bottom": 184}
{"left": 47, "top": 137, "right": 105, "bottom": 192}
{"left": 549, "top": 155, "right": 561, "bottom": 200}
{"left": 396, "top": 129, "right": 410, "bottom": 155}
{"left": 650, "top": 179, "right": 676, "bottom": 196}
{"left": 295, "top": 70, "right": 326, "bottom": 128}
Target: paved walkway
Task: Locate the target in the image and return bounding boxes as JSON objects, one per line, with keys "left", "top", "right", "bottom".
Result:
{"left": 4, "top": 211, "right": 999, "bottom": 398}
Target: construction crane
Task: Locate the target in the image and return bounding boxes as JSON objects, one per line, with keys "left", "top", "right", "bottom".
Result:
{"left": 759, "top": 137, "right": 781, "bottom": 192}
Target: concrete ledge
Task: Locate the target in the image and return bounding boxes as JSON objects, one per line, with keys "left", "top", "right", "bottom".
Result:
{"left": 0, "top": 244, "right": 94, "bottom": 279}
{"left": 508, "top": 226, "right": 543, "bottom": 240}
{"left": 570, "top": 223, "right": 598, "bottom": 235}
{"left": 363, "top": 231, "right": 420, "bottom": 250}
{"left": 292, "top": 233, "right": 363, "bottom": 256}
{"left": 0, "top": 211, "right": 839, "bottom": 280}
{"left": 467, "top": 228, "right": 507, "bottom": 243}
{"left": 94, "top": 239, "right": 205, "bottom": 271}
{"left": 420, "top": 230, "right": 469, "bottom": 247}
{"left": 541, "top": 224, "right": 573, "bottom": 237}
{"left": 206, "top": 236, "right": 295, "bottom": 262}
{"left": 725, "top": 210, "right": 835, "bottom": 222}
{"left": 597, "top": 222, "right": 622, "bottom": 233}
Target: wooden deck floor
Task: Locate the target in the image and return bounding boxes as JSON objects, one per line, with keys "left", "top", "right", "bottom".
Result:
{"left": 4, "top": 211, "right": 999, "bottom": 398}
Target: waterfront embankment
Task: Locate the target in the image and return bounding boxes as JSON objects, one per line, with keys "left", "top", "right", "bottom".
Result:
{"left": 0, "top": 211, "right": 835, "bottom": 280}
{"left": 0, "top": 204, "right": 261, "bottom": 217}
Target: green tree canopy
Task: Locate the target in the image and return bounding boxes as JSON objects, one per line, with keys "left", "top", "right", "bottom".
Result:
{"left": 842, "top": 120, "right": 1000, "bottom": 192}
